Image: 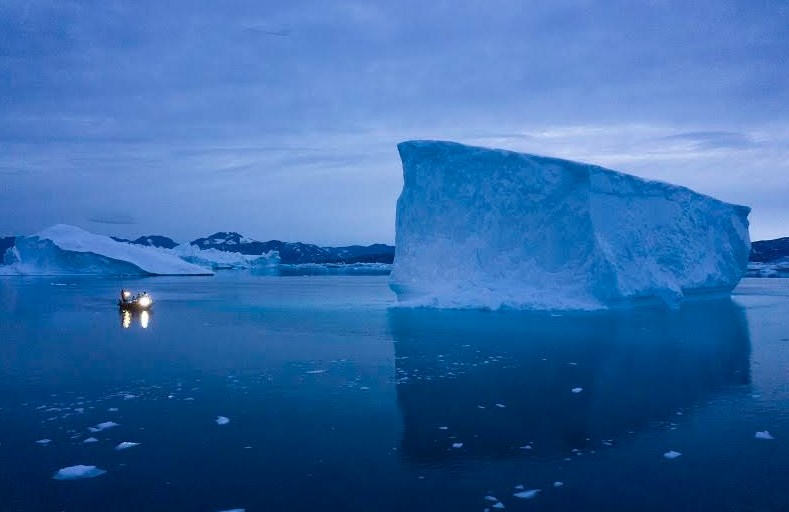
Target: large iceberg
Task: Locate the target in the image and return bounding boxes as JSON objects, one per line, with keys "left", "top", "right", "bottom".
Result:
{"left": 1, "top": 224, "right": 213, "bottom": 276}
{"left": 390, "top": 141, "right": 751, "bottom": 310}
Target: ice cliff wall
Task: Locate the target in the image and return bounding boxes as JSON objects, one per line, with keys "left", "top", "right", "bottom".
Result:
{"left": 390, "top": 141, "right": 751, "bottom": 310}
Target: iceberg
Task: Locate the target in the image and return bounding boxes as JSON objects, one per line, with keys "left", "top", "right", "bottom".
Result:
{"left": 171, "top": 243, "right": 279, "bottom": 270}
{"left": 1, "top": 225, "right": 212, "bottom": 276}
{"left": 390, "top": 141, "right": 751, "bottom": 310}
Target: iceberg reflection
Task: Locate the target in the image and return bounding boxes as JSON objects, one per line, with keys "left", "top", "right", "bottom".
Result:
{"left": 389, "top": 299, "right": 750, "bottom": 463}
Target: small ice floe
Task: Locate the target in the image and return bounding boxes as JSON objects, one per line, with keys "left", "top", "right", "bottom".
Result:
{"left": 36, "top": 439, "right": 52, "bottom": 445}
{"left": 514, "top": 484, "right": 524, "bottom": 490}
{"left": 52, "top": 465, "right": 107, "bottom": 480}
{"left": 74, "top": 407, "right": 85, "bottom": 414}
{"left": 438, "top": 426, "right": 449, "bottom": 430}
{"left": 360, "top": 386, "right": 371, "bottom": 391}
{"left": 484, "top": 496, "right": 499, "bottom": 502}
{"left": 571, "top": 387, "right": 583, "bottom": 394}
{"left": 663, "top": 450, "right": 682, "bottom": 459}
{"left": 495, "top": 403, "right": 506, "bottom": 408}
{"left": 491, "top": 502, "right": 505, "bottom": 510}
{"left": 755, "top": 431, "right": 774, "bottom": 440}
{"left": 306, "top": 370, "right": 326, "bottom": 374}
{"left": 115, "top": 442, "right": 140, "bottom": 451}
{"left": 88, "top": 421, "right": 119, "bottom": 433}
{"left": 108, "top": 407, "right": 119, "bottom": 412}
{"left": 513, "top": 489, "right": 540, "bottom": 499}
{"left": 477, "top": 405, "right": 486, "bottom": 409}
{"left": 83, "top": 437, "right": 99, "bottom": 444}
{"left": 451, "top": 442, "right": 464, "bottom": 449}
{"left": 216, "top": 416, "right": 230, "bottom": 425}
{"left": 553, "top": 481, "right": 564, "bottom": 488}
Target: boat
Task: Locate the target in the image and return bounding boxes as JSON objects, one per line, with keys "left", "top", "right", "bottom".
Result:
{"left": 118, "top": 289, "right": 154, "bottom": 311}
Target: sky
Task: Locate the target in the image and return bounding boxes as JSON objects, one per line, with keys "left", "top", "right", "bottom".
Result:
{"left": 1, "top": 0, "right": 787, "bottom": 245}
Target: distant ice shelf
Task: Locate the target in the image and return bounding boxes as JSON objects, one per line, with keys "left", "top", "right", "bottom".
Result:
{"left": 390, "top": 140, "right": 751, "bottom": 310}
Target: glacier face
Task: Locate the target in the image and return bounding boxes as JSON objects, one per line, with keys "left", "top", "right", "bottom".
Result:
{"left": 390, "top": 141, "right": 751, "bottom": 310}
{"left": 1, "top": 224, "right": 213, "bottom": 276}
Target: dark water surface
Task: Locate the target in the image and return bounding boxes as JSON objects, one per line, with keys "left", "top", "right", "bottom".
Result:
{"left": 0, "top": 275, "right": 787, "bottom": 511}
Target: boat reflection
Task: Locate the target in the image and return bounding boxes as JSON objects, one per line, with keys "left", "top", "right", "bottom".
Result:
{"left": 120, "top": 309, "right": 151, "bottom": 329}
{"left": 389, "top": 299, "right": 751, "bottom": 463}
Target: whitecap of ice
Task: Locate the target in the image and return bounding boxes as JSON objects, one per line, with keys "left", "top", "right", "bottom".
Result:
{"left": 663, "top": 450, "right": 682, "bottom": 459}
{"left": 36, "top": 439, "right": 52, "bottom": 445}
{"left": 216, "top": 416, "right": 230, "bottom": 425}
{"left": 52, "top": 465, "right": 107, "bottom": 480}
{"left": 83, "top": 437, "right": 99, "bottom": 444}
{"left": 451, "top": 442, "right": 463, "bottom": 448}
{"left": 553, "top": 481, "right": 565, "bottom": 488}
{"left": 755, "top": 431, "right": 774, "bottom": 440}
{"left": 571, "top": 387, "right": 583, "bottom": 393}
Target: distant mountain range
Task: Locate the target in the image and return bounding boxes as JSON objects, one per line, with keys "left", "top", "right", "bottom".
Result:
{"left": 749, "top": 237, "right": 789, "bottom": 262}
{"left": 110, "top": 235, "right": 179, "bottom": 249}
{"left": 109, "top": 231, "right": 394, "bottom": 264}
{"left": 4, "top": 230, "right": 787, "bottom": 267}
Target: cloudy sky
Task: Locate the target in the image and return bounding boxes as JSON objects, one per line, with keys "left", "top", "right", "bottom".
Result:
{"left": 1, "top": 0, "right": 787, "bottom": 244}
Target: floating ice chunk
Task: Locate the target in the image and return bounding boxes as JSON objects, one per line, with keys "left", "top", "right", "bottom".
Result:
{"left": 83, "top": 437, "right": 99, "bottom": 444}
{"left": 491, "top": 502, "right": 505, "bottom": 509}
{"left": 553, "top": 481, "right": 564, "bottom": 488}
{"left": 306, "top": 370, "right": 326, "bottom": 374}
{"left": 452, "top": 442, "right": 464, "bottom": 448}
{"left": 438, "top": 426, "right": 449, "bottom": 430}
{"left": 571, "top": 387, "right": 583, "bottom": 393}
{"left": 514, "top": 484, "right": 524, "bottom": 490}
{"left": 755, "top": 431, "right": 774, "bottom": 440}
{"left": 115, "top": 442, "right": 140, "bottom": 450}
{"left": 513, "top": 489, "right": 540, "bottom": 499}
{"left": 389, "top": 140, "right": 751, "bottom": 310}
{"left": 519, "top": 445, "right": 533, "bottom": 450}
{"left": 663, "top": 450, "right": 682, "bottom": 459}
{"left": 484, "top": 496, "right": 499, "bottom": 502}
{"left": 108, "top": 407, "right": 119, "bottom": 412}
{"left": 52, "top": 465, "right": 107, "bottom": 480}
{"left": 495, "top": 403, "right": 506, "bottom": 408}
{"left": 216, "top": 416, "right": 230, "bottom": 425}
{"left": 88, "top": 421, "right": 119, "bottom": 432}
{"left": 36, "top": 439, "right": 52, "bottom": 445}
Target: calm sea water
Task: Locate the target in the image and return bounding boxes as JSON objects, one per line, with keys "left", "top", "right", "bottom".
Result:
{"left": 0, "top": 274, "right": 787, "bottom": 511}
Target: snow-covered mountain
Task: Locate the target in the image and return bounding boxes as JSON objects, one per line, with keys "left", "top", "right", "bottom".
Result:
{"left": 190, "top": 232, "right": 394, "bottom": 264}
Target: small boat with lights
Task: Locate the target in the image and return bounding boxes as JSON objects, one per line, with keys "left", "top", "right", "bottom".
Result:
{"left": 118, "top": 289, "right": 154, "bottom": 310}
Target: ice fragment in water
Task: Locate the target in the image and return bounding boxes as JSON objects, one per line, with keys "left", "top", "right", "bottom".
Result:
{"left": 452, "top": 442, "right": 463, "bottom": 448}
{"left": 513, "top": 489, "right": 540, "bottom": 499}
{"left": 36, "top": 439, "right": 52, "bottom": 445}
{"left": 663, "top": 450, "right": 682, "bottom": 459}
{"left": 83, "top": 437, "right": 99, "bottom": 444}
{"left": 492, "top": 503, "right": 505, "bottom": 510}
{"left": 52, "top": 465, "right": 107, "bottom": 480}
{"left": 216, "top": 416, "right": 230, "bottom": 425}
{"left": 484, "top": 496, "right": 498, "bottom": 502}
{"left": 571, "top": 387, "right": 583, "bottom": 393}
{"left": 88, "top": 421, "right": 119, "bottom": 432}
{"left": 553, "top": 481, "right": 564, "bottom": 488}
{"left": 115, "top": 442, "right": 140, "bottom": 450}
{"left": 755, "top": 431, "right": 774, "bottom": 440}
